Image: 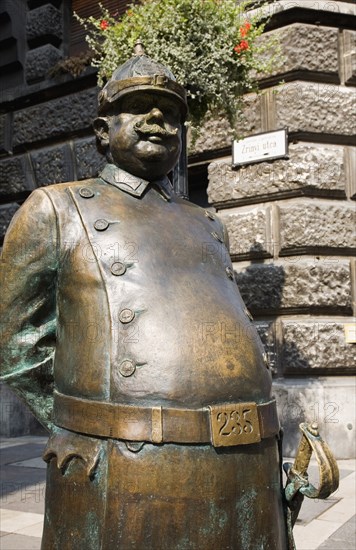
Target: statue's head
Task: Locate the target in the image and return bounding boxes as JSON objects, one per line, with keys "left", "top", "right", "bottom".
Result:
{"left": 94, "top": 41, "right": 188, "bottom": 180}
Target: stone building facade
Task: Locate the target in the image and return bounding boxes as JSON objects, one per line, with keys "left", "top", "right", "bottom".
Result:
{"left": 0, "top": 0, "right": 355, "bottom": 457}
{"left": 206, "top": 0, "right": 356, "bottom": 458}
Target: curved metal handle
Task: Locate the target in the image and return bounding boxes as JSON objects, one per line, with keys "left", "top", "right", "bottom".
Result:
{"left": 283, "top": 421, "right": 339, "bottom": 544}
{"left": 284, "top": 422, "right": 339, "bottom": 502}
{"left": 297, "top": 422, "right": 339, "bottom": 499}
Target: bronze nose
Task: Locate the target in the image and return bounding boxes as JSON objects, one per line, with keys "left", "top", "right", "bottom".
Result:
{"left": 145, "top": 108, "right": 164, "bottom": 124}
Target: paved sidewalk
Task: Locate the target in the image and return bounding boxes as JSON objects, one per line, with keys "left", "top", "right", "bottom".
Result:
{"left": 0, "top": 436, "right": 355, "bottom": 549}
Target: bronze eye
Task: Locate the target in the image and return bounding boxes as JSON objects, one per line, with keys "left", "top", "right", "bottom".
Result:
{"left": 129, "top": 101, "right": 143, "bottom": 113}
{"left": 123, "top": 96, "right": 146, "bottom": 114}
{"left": 164, "top": 106, "right": 175, "bottom": 117}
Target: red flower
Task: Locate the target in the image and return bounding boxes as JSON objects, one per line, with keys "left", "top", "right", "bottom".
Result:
{"left": 234, "top": 40, "right": 249, "bottom": 54}
{"left": 240, "top": 21, "right": 252, "bottom": 38}
{"left": 100, "top": 20, "right": 109, "bottom": 30}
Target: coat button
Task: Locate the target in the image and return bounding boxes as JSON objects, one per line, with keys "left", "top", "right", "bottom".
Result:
{"left": 94, "top": 219, "right": 109, "bottom": 231}
{"left": 226, "top": 267, "right": 234, "bottom": 280}
{"left": 119, "top": 308, "right": 135, "bottom": 324}
{"left": 119, "top": 360, "right": 136, "bottom": 377}
{"left": 211, "top": 231, "right": 223, "bottom": 243}
{"left": 205, "top": 210, "right": 215, "bottom": 220}
{"left": 79, "top": 187, "right": 94, "bottom": 198}
{"left": 111, "top": 262, "right": 126, "bottom": 276}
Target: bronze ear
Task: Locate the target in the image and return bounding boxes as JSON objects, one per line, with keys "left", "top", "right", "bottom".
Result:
{"left": 93, "top": 117, "right": 110, "bottom": 147}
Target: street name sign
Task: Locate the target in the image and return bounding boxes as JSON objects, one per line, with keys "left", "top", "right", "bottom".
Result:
{"left": 233, "top": 128, "right": 288, "bottom": 168}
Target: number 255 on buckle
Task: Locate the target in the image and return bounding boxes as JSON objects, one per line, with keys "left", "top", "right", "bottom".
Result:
{"left": 208, "top": 403, "right": 261, "bottom": 447}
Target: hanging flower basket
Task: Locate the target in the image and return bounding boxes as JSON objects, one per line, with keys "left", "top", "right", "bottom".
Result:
{"left": 76, "top": 0, "right": 280, "bottom": 131}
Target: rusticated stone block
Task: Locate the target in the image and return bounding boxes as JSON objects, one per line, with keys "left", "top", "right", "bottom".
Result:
{"left": 257, "top": 24, "right": 339, "bottom": 79}
{"left": 236, "top": 264, "right": 284, "bottom": 312}
{"left": 13, "top": 88, "right": 98, "bottom": 147}
{"left": 235, "top": 93, "right": 262, "bottom": 139}
{"left": 26, "top": 44, "right": 63, "bottom": 82}
{"left": 235, "top": 261, "right": 352, "bottom": 313}
{"left": 281, "top": 320, "right": 356, "bottom": 374}
{"left": 0, "top": 203, "right": 20, "bottom": 240}
{"left": 26, "top": 4, "right": 62, "bottom": 41}
{"left": 208, "top": 143, "right": 346, "bottom": 205}
{"left": 0, "top": 155, "right": 34, "bottom": 197}
{"left": 279, "top": 202, "right": 356, "bottom": 252}
{"left": 31, "top": 144, "right": 73, "bottom": 186}
{"left": 343, "top": 30, "right": 356, "bottom": 85}
{"left": 219, "top": 207, "right": 271, "bottom": 257}
{"left": 73, "top": 137, "right": 106, "bottom": 181}
{"left": 191, "top": 116, "right": 233, "bottom": 155}
{"left": 191, "top": 93, "right": 261, "bottom": 154}
{"left": 274, "top": 82, "right": 355, "bottom": 136}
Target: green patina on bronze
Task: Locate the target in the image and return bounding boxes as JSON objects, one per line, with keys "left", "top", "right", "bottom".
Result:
{"left": 0, "top": 41, "right": 338, "bottom": 549}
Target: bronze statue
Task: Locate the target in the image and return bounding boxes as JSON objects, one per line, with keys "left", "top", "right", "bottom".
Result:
{"left": 0, "top": 43, "right": 338, "bottom": 549}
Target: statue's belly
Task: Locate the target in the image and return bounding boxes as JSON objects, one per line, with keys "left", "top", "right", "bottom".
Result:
{"left": 110, "top": 267, "right": 271, "bottom": 406}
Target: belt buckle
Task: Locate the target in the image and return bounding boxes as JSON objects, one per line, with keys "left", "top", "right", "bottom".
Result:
{"left": 208, "top": 402, "right": 261, "bottom": 447}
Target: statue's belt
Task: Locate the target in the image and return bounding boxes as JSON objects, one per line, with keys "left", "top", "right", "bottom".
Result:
{"left": 53, "top": 391, "right": 280, "bottom": 447}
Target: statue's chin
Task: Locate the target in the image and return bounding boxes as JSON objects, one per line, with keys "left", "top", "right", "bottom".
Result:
{"left": 139, "top": 143, "right": 169, "bottom": 160}
{"left": 110, "top": 141, "right": 179, "bottom": 179}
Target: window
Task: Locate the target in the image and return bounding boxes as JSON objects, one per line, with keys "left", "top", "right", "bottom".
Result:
{"left": 70, "top": 0, "right": 131, "bottom": 55}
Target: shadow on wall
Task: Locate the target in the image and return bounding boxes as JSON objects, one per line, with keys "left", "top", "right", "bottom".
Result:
{"left": 0, "top": 383, "right": 47, "bottom": 437}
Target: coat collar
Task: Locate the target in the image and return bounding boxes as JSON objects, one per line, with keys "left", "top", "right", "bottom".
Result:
{"left": 99, "top": 163, "right": 173, "bottom": 200}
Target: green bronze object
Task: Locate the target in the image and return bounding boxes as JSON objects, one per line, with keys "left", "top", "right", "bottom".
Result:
{"left": 0, "top": 42, "right": 338, "bottom": 549}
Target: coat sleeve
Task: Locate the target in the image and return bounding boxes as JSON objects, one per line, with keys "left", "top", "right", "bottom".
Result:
{"left": 0, "top": 188, "right": 58, "bottom": 431}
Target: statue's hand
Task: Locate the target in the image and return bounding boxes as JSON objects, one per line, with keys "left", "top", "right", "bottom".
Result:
{"left": 43, "top": 426, "right": 103, "bottom": 478}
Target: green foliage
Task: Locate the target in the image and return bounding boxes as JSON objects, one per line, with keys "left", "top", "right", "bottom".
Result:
{"left": 76, "top": 0, "right": 280, "bottom": 130}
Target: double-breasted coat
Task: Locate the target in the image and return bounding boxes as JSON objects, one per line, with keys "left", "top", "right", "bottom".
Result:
{"left": 0, "top": 163, "right": 288, "bottom": 549}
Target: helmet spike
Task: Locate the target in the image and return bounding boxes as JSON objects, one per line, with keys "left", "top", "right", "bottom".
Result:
{"left": 133, "top": 39, "right": 145, "bottom": 56}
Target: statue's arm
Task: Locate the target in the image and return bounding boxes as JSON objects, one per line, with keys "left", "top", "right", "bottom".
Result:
{"left": 0, "top": 189, "right": 57, "bottom": 431}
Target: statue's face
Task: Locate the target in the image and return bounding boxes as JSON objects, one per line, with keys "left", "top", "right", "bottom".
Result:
{"left": 108, "top": 91, "right": 182, "bottom": 179}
